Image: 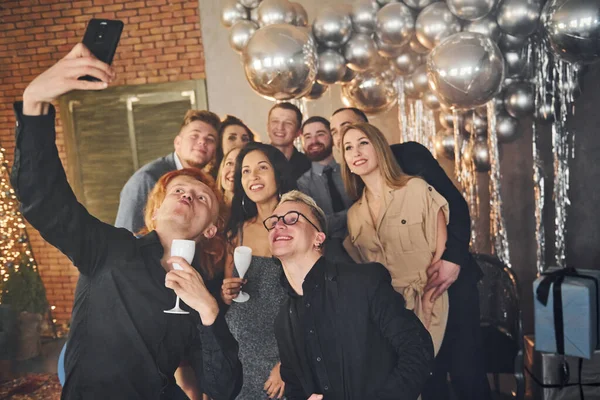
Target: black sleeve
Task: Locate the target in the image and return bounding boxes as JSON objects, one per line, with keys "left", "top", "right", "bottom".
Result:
{"left": 368, "top": 264, "right": 435, "bottom": 399}
{"left": 391, "top": 142, "right": 471, "bottom": 268}
{"left": 280, "top": 360, "right": 307, "bottom": 400}
{"left": 189, "top": 313, "right": 243, "bottom": 400}
{"left": 10, "top": 102, "right": 116, "bottom": 276}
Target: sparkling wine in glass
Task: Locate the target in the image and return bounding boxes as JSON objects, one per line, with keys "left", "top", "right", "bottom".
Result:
{"left": 232, "top": 246, "right": 252, "bottom": 303}
{"left": 164, "top": 239, "right": 195, "bottom": 314}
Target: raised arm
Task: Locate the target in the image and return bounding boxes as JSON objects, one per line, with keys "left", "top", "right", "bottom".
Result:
{"left": 11, "top": 44, "right": 118, "bottom": 276}
{"left": 368, "top": 264, "right": 434, "bottom": 399}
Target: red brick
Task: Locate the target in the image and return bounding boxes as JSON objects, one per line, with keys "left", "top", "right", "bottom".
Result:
{"left": 141, "top": 34, "right": 163, "bottom": 43}
{"left": 116, "top": 10, "right": 138, "bottom": 18}
{"left": 129, "top": 29, "right": 150, "bottom": 37}
{"left": 155, "top": 40, "right": 176, "bottom": 49}
{"left": 172, "top": 24, "right": 193, "bottom": 32}
{"left": 146, "top": 0, "right": 168, "bottom": 6}
{"left": 31, "top": 5, "right": 51, "bottom": 12}
{"left": 147, "top": 75, "right": 170, "bottom": 83}
{"left": 150, "top": 26, "right": 171, "bottom": 35}
{"left": 46, "top": 25, "right": 66, "bottom": 33}
{"left": 139, "top": 6, "right": 160, "bottom": 16}
{"left": 72, "top": 1, "right": 93, "bottom": 8}
{"left": 176, "top": 38, "right": 198, "bottom": 46}
{"left": 156, "top": 53, "right": 177, "bottom": 62}
{"left": 164, "top": 32, "right": 185, "bottom": 40}
{"left": 15, "top": 20, "right": 35, "bottom": 28}
{"left": 160, "top": 17, "right": 184, "bottom": 26}
{"left": 93, "top": 0, "right": 114, "bottom": 4}
{"left": 50, "top": 3, "right": 72, "bottom": 11}
{"left": 151, "top": 12, "right": 173, "bottom": 21}
{"left": 61, "top": 9, "right": 83, "bottom": 17}
{"left": 16, "top": 35, "right": 35, "bottom": 43}
{"left": 55, "top": 17, "right": 75, "bottom": 24}
{"left": 173, "top": 9, "right": 196, "bottom": 18}
{"left": 133, "top": 42, "right": 154, "bottom": 51}
{"left": 103, "top": 4, "right": 123, "bottom": 11}
{"left": 140, "top": 20, "right": 161, "bottom": 29}
{"left": 37, "top": 46, "right": 57, "bottom": 54}
{"left": 129, "top": 15, "right": 150, "bottom": 24}
{"left": 35, "top": 32, "right": 56, "bottom": 40}
{"left": 125, "top": 1, "right": 145, "bottom": 9}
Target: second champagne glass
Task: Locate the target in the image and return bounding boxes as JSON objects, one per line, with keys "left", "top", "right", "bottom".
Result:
{"left": 232, "top": 246, "right": 252, "bottom": 303}
{"left": 164, "top": 239, "right": 196, "bottom": 314}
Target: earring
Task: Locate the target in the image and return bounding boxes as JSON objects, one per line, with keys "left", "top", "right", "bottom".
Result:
{"left": 241, "top": 196, "right": 247, "bottom": 214}
{"left": 278, "top": 191, "right": 282, "bottom": 200}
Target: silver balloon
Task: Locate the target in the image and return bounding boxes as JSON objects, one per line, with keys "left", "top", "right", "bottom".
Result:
{"left": 504, "top": 48, "right": 528, "bottom": 77}
{"left": 410, "top": 64, "right": 430, "bottom": 95}
{"left": 496, "top": 111, "right": 520, "bottom": 143}
{"left": 476, "top": 96, "right": 506, "bottom": 116}
{"left": 340, "top": 66, "right": 357, "bottom": 83}
{"left": 464, "top": 112, "right": 487, "bottom": 135}
{"left": 436, "top": 128, "right": 457, "bottom": 159}
{"left": 497, "top": 0, "right": 543, "bottom": 37}
{"left": 503, "top": 82, "right": 535, "bottom": 118}
{"left": 229, "top": 20, "right": 259, "bottom": 54}
{"left": 447, "top": 0, "right": 497, "bottom": 21}
{"left": 316, "top": 49, "right": 347, "bottom": 84}
{"left": 472, "top": 138, "right": 491, "bottom": 172}
{"left": 410, "top": 35, "right": 430, "bottom": 54}
{"left": 375, "top": 35, "right": 407, "bottom": 58}
{"left": 345, "top": 33, "right": 378, "bottom": 71}
{"left": 394, "top": 51, "right": 422, "bottom": 75}
{"left": 464, "top": 16, "right": 501, "bottom": 42}
{"left": 404, "top": 0, "right": 436, "bottom": 10}
{"left": 352, "top": 1, "right": 378, "bottom": 34}
{"left": 291, "top": 2, "right": 308, "bottom": 26}
{"left": 403, "top": 77, "right": 420, "bottom": 98}
{"left": 305, "top": 82, "right": 329, "bottom": 100}
{"left": 535, "top": 96, "right": 556, "bottom": 124}
{"left": 257, "top": 0, "right": 296, "bottom": 26}
{"left": 427, "top": 32, "right": 505, "bottom": 110}
{"left": 243, "top": 24, "right": 318, "bottom": 100}
{"left": 240, "top": 0, "right": 261, "bottom": 8}
{"left": 313, "top": 6, "right": 353, "bottom": 48}
{"left": 222, "top": 0, "right": 249, "bottom": 27}
{"left": 542, "top": 0, "right": 600, "bottom": 64}
{"left": 376, "top": 3, "right": 415, "bottom": 47}
{"left": 423, "top": 91, "right": 442, "bottom": 110}
{"left": 416, "top": 3, "right": 462, "bottom": 49}
{"left": 341, "top": 71, "right": 398, "bottom": 114}
{"left": 498, "top": 33, "right": 528, "bottom": 51}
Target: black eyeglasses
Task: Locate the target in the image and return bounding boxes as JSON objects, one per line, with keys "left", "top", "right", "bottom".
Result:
{"left": 263, "top": 211, "right": 321, "bottom": 232}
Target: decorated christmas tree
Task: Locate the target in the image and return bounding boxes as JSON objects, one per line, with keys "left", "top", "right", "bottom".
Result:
{"left": 0, "top": 146, "right": 48, "bottom": 317}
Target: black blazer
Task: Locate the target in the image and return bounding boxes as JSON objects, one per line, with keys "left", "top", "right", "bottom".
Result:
{"left": 391, "top": 142, "right": 482, "bottom": 281}
{"left": 275, "top": 258, "right": 434, "bottom": 400}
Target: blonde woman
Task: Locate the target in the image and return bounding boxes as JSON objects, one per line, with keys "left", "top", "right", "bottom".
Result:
{"left": 340, "top": 123, "right": 450, "bottom": 355}
{"left": 216, "top": 146, "right": 242, "bottom": 206}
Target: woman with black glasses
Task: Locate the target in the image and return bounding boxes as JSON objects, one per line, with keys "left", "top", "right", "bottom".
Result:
{"left": 221, "top": 142, "right": 296, "bottom": 399}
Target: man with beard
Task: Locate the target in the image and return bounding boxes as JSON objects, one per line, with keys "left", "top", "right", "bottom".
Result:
{"left": 297, "top": 117, "right": 353, "bottom": 240}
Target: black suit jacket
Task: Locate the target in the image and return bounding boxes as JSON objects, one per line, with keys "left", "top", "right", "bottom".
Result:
{"left": 275, "top": 258, "right": 434, "bottom": 400}
{"left": 390, "top": 142, "right": 482, "bottom": 281}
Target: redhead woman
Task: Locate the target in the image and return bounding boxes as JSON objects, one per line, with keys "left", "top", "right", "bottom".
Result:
{"left": 221, "top": 142, "right": 296, "bottom": 399}
{"left": 341, "top": 123, "right": 450, "bottom": 356}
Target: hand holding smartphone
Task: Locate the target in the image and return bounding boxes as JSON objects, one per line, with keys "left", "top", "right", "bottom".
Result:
{"left": 79, "top": 18, "right": 123, "bottom": 82}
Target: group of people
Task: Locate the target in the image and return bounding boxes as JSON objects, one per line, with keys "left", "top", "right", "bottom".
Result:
{"left": 12, "top": 44, "right": 490, "bottom": 400}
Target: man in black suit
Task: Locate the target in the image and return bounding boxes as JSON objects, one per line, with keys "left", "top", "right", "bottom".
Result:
{"left": 266, "top": 190, "right": 434, "bottom": 400}
{"left": 330, "top": 108, "right": 490, "bottom": 400}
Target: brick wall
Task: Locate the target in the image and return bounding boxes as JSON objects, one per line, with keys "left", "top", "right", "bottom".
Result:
{"left": 0, "top": 0, "right": 206, "bottom": 326}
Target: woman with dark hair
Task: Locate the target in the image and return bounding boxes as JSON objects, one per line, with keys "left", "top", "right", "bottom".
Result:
{"left": 215, "top": 115, "right": 256, "bottom": 171}
{"left": 221, "top": 142, "right": 296, "bottom": 399}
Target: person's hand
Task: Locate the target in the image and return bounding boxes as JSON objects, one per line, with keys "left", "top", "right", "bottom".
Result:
{"left": 264, "top": 362, "right": 285, "bottom": 399}
{"left": 420, "top": 287, "right": 435, "bottom": 329}
{"left": 23, "top": 43, "right": 115, "bottom": 115}
{"left": 424, "top": 259, "right": 460, "bottom": 302}
{"left": 165, "top": 256, "right": 219, "bottom": 325}
{"left": 221, "top": 277, "right": 246, "bottom": 305}
{"left": 307, "top": 395, "right": 323, "bottom": 400}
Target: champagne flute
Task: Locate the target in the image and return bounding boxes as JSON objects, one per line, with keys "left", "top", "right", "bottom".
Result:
{"left": 232, "top": 246, "right": 252, "bottom": 303}
{"left": 164, "top": 239, "right": 195, "bottom": 314}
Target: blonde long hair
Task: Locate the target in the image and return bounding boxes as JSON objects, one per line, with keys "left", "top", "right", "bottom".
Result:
{"left": 340, "top": 122, "right": 412, "bottom": 199}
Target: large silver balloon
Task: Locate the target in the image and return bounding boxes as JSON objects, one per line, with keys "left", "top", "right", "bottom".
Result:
{"left": 317, "top": 49, "right": 347, "bottom": 84}
{"left": 423, "top": 91, "right": 442, "bottom": 110}
{"left": 416, "top": 3, "right": 462, "bottom": 49}
{"left": 472, "top": 138, "right": 491, "bottom": 172}
{"left": 341, "top": 71, "right": 398, "bottom": 114}
{"left": 464, "top": 16, "right": 501, "bottom": 42}
{"left": 497, "top": 0, "right": 543, "bottom": 37}
{"left": 503, "top": 82, "right": 535, "bottom": 118}
{"left": 498, "top": 33, "right": 528, "bottom": 51}
{"left": 410, "top": 64, "right": 430, "bottom": 95}
{"left": 404, "top": 0, "right": 436, "bottom": 10}
{"left": 240, "top": 0, "right": 262, "bottom": 8}
{"left": 436, "top": 128, "right": 457, "bottom": 159}
{"left": 229, "top": 20, "right": 259, "bottom": 54}
{"left": 313, "top": 6, "right": 353, "bottom": 48}
{"left": 496, "top": 111, "right": 520, "bottom": 143}
{"left": 447, "top": 0, "right": 497, "bottom": 21}
{"left": 410, "top": 35, "right": 430, "bottom": 54}
{"left": 376, "top": 3, "right": 415, "bottom": 47}
{"left": 243, "top": 24, "right": 318, "bottom": 100}
{"left": 222, "top": 0, "right": 249, "bottom": 27}
{"left": 352, "top": 1, "right": 378, "bottom": 34}
{"left": 345, "top": 33, "right": 378, "bottom": 71}
{"left": 504, "top": 48, "right": 528, "bottom": 77}
{"left": 305, "top": 82, "right": 329, "bottom": 100}
{"left": 375, "top": 35, "right": 407, "bottom": 58}
{"left": 257, "top": 0, "right": 296, "bottom": 26}
{"left": 394, "top": 51, "right": 422, "bottom": 75}
{"left": 291, "top": 2, "right": 308, "bottom": 26}
{"left": 542, "top": 0, "right": 600, "bottom": 64}
{"left": 340, "top": 66, "right": 357, "bottom": 83}
{"left": 427, "top": 32, "right": 505, "bottom": 110}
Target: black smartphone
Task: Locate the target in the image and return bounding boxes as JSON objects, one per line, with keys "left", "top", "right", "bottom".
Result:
{"left": 79, "top": 18, "right": 124, "bottom": 82}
